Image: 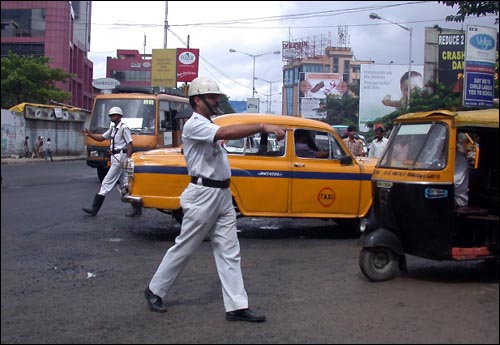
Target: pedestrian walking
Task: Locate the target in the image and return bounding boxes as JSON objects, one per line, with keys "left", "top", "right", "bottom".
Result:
{"left": 45, "top": 138, "right": 54, "bottom": 162}
{"left": 23, "top": 136, "right": 30, "bottom": 158}
{"left": 80, "top": 107, "right": 142, "bottom": 217}
{"left": 37, "top": 136, "right": 44, "bottom": 159}
{"left": 144, "top": 77, "right": 285, "bottom": 322}
{"left": 32, "top": 136, "right": 41, "bottom": 158}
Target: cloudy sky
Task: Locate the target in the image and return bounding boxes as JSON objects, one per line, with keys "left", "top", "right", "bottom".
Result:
{"left": 88, "top": 1, "right": 497, "bottom": 107}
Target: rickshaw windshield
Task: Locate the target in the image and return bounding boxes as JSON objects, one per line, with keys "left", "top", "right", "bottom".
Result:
{"left": 379, "top": 122, "right": 448, "bottom": 170}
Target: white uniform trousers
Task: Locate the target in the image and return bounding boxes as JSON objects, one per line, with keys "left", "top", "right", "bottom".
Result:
{"left": 98, "top": 152, "right": 127, "bottom": 196}
{"left": 149, "top": 183, "right": 249, "bottom": 312}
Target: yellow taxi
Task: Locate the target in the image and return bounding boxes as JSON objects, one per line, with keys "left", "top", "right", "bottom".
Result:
{"left": 123, "top": 114, "right": 378, "bottom": 234}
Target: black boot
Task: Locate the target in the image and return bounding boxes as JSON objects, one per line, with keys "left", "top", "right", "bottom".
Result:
{"left": 126, "top": 205, "right": 142, "bottom": 217}
{"left": 82, "top": 194, "right": 105, "bottom": 216}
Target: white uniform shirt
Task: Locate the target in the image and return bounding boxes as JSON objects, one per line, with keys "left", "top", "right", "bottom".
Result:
{"left": 102, "top": 122, "right": 132, "bottom": 151}
{"left": 454, "top": 151, "right": 469, "bottom": 207}
{"left": 368, "top": 137, "right": 388, "bottom": 158}
{"left": 182, "top": 113, "right": 231, "bottom": 181}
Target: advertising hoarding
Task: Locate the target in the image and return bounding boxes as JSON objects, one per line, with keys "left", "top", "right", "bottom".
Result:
{"left": 438, "top": 34, "right": 465, "bottom": 88}
{"left": 463, "top": 25, "right": 497, "bottom": 108}
{"left": 176, "top": 48, "right": 199, "bottom": 82}
{"left": 299, "top": 72, "right": 341, "bottom": 119}
{"left": 359, "top": 64, "right": 424, "bottom": 131}
{"left": 151, "top": 49, "right": 177, "bottom": 87}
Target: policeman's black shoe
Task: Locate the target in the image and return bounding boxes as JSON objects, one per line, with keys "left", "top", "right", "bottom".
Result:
{"left": 144, "top": 287, "right": 167, "bottom": 313}
{"left": 226, "top": 308, "right": 266, "bottom": 322}
{"left": 82, "top": 194, "right": 105, "bottom": 216}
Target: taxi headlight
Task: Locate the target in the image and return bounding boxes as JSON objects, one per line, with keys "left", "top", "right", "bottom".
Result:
{"left": 126, "top": 159, "right": 134, "bottom": 181}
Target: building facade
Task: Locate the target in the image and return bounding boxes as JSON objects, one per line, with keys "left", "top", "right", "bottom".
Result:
{"left": 281, "top": 45, "right": 373, "bottom": 116}
{"left": 1, "top": 1, "right": 93, "bottom": 110}
{"left": 106, "top": 49, "right": 152, "bottom": 88}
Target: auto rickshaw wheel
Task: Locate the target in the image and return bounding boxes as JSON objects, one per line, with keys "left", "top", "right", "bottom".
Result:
{"left": 359, "top": 246, "right": 400, "bottom": 282}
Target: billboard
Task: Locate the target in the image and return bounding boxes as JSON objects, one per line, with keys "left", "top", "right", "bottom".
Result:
{"left": 463, "top": 25, "right": 497, "bottom": 108}
{"left": 176, "top": 48, "right": 199, "bottom": 82}
{"left": 359, "top": 64, "right": 424, "bottom": 131}
{"left": 299, "top": 72, "right": 342, "bottom": 119}
{"left": 151, "top": 49, "right": 177, "bottom": 87}
{"left": 438, "top": 34, "right": 465, "bottom": 88}
{"left": 299, "top": 72, "right": 342, "bottom": 99}
{"left": 247, "top": 98, "right": 260, "bottom": 113}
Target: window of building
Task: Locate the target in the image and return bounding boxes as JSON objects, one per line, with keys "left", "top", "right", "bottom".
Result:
{"left": 286, "top": 87, "right": 294, "bottom": 115}
{"left": 332, "top": 57, "right": 339, "bottom": 73}
{"left": 1, "top": 43, "right": 44, "bottom": 57}
{"left": 284, "top": 69, "right": 294, "bottom": 86}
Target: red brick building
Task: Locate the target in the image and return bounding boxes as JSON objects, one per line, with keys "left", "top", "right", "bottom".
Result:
{"left": 1, "top": 1, "right": 93, "bottom": 110}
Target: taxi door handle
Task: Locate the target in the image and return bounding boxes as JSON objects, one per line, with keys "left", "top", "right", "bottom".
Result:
{"left": 293, "top": 163, "right": 305, "bottom": 167}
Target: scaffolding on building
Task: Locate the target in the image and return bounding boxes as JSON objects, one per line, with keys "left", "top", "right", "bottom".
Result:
{"left": 282, "top": 33, "right": 332, "bottom": 63}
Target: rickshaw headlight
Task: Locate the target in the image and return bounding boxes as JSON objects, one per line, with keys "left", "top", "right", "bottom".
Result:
{"left": 360, "top": 218, "right": 368, "bottom": 233}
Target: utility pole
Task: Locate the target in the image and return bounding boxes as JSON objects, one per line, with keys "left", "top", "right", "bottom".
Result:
{"left": 163, "top": 1, "right": 168, "bottom": 48}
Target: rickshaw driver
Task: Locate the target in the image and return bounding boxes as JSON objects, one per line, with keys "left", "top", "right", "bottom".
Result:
{"left": 454, "top": 139, "right": 470, "bottom": 207}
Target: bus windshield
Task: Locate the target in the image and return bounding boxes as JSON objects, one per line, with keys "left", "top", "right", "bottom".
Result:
{"left": 90, "top": 99, "right": 156, "bottom": 134}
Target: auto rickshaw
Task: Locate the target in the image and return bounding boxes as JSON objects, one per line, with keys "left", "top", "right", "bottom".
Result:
{"left": 359, "top": 109, "right": 499, "bottom": 281}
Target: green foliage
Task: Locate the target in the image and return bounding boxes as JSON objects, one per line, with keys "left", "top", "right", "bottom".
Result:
{"left": 438, "top": 1, "right": 499, "bottom": 24}
{"left": 219, "top": 94, "right": 235, "bottom": 114}
{"left": 1, "top": 51, "right": 73, "bottom": 109}
{"left": 324, "top": 93, "right": 359, "bottom": 127}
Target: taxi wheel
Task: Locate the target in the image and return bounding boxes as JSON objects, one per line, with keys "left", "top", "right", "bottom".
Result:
{"left": 359, "top": 247, "right": 400, "bottom": 282}
{"left": 172, "top": 209, "right": 184, "bottom": 224}
{"left": 335, "top": 219, "right": 361, "bottom": 237}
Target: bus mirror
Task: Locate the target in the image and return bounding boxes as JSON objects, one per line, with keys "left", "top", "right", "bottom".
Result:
{"left": 160, "top": 120, "right": 167, "bottom": 129}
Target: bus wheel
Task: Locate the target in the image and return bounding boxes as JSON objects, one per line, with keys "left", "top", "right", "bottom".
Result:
{"left": 97, "top": 167, "right": 109, "bottom": 182}
{"left": 359, "top": 247, "right": 400, "bottom": 282}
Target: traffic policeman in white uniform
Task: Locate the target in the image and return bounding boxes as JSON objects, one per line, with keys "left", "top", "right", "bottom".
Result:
{"left": 81, "top": 106, "right": 141, "bottom": 217}
{"left": 144, "top": 77, "right": 285, "bottom": 322}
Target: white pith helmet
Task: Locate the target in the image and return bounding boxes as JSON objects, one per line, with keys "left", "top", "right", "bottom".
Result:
{"left": 188, "top": 77, "right": 223, "bottom": 97}
{"left": 108, "top": 106, "right": 124, "bottom": 116}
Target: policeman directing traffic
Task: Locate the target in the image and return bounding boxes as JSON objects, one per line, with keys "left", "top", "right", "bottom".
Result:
{"left": 81, "top": 106, "right": 142, "bottom": 217}
{"left": 144, "top": 77, "right": 285, "bottom": 322}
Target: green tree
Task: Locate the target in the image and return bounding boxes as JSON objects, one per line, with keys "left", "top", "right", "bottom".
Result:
{"left": 438, "top": 1, "right": 499, "bottom": 24}
{"left": 218, "top": 93, "right": 235, "bottom": 114}
{"left": 1, "top": 51, "right": 73, "bottom": 109}
{"left": 324, "top": 93, "right": 359, "bottom": 127}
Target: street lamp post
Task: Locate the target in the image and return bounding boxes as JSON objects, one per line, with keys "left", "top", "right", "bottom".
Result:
{"left": 229, "top": 49, "right": 281, "bottom": 99}
{"left": 255, "top": 77, "right": 281, "bottom": 112}
{"left": 369, "top": 12, "right": 413, "bottom": 108}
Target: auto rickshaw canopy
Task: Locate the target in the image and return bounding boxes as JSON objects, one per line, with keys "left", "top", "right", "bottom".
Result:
{"left": 396, "top": 109, "right": 498, "bottom": 129}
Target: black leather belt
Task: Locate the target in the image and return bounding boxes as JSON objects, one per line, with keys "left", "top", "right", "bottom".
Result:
{"left": 111, "top": 149, "right": 126, "bottom": 154}
{"left": 191, "top": 176, "right": 230, "bottom": 189}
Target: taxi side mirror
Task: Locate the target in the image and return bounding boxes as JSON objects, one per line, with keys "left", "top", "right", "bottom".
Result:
{"left": 340, "top": 155, "right": 353, "bottom": 165}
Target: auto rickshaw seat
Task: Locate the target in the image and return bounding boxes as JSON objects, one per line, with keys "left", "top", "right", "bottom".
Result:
{"left": 456, "top": 206, "right": 489, "bottom": 217}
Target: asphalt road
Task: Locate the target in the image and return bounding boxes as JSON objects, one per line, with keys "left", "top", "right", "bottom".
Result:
{"left": 1, "top": 160, "right": 498, "bottom": 344}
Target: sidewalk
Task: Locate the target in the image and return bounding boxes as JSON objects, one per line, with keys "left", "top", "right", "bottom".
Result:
{"left": 1, "top": 155, "right": 86, "bottom": 165}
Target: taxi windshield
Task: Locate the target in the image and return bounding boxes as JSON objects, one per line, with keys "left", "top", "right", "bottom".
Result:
{"left": 379, "top": 122, "right": 448, "bottom": 170}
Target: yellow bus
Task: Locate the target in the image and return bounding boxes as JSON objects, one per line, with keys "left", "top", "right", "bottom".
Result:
{"left": 86, "top": 87, "right": 190, "bottom": 181}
